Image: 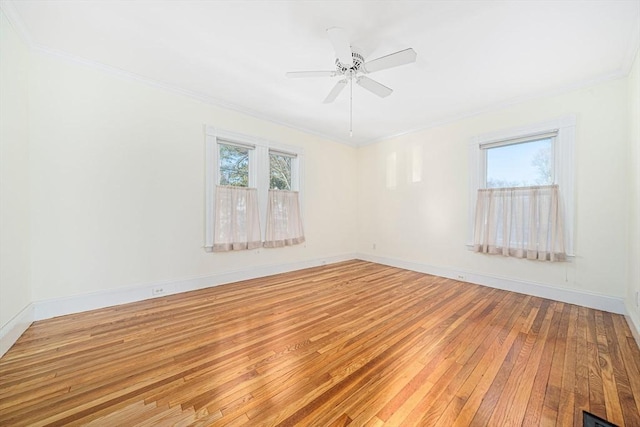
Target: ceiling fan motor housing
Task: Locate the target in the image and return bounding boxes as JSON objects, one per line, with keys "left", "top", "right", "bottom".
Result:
{"left": 336, "top": 52, "right": 365, "bottom": 76}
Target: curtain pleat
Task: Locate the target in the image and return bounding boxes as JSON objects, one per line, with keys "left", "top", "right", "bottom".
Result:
{"left": 264, "top": 190, "right": 305, "bottom": 248}
{"left": 213, "top": 186, "right": 261, "bottom": 252}
{"left": 472, "top": 185, "right": 566, "bottom": 261}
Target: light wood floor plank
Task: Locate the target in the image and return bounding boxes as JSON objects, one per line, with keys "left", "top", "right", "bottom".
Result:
{"left": 1, "top": 260, "right": 638, "bottom": 426}
{"left": 556, "top": 304, "right": 579, "bottom": 425}
{"left": 498, "top": 299, "right": 555, "bottom": 426}
{"left": 596, "top": 310, "right": 625, "bottom": 426}
{"left": 432, "top": 291, "right": 524, "bottom": 427}
{"left": 456, "top": 296, "right": 533, "bottom": 426}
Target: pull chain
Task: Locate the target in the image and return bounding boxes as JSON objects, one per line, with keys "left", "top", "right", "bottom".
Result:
{"left": 349, "top": 77, "right": 353, "bottom": 138}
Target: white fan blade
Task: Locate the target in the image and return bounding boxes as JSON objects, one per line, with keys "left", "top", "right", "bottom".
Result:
{"left": 286, "top": 71, "right": 337, "bottom": 78}
{"left": 323, "top": 80, "right": 348, "bottom": 103}
{"left": 327, "top": 27, "right": 353, "bottom": 66}
{"left": 356, "top": 76, "right": 393, "bottom": 98}
{"left": 364, "top": 48, "right": 417, "bottom": 73}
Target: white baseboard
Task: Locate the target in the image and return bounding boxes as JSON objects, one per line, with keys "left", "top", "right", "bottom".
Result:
{"left": 33, "top": 253, "right": 356, "bottom": 322}
{"left": 356, "top": 253, "right": 627, "bottom": 315}
{"left": 624, "top": 302, "right": 640, "bottom": 349}
{"left": 0, "top": 303, "right": 34, "bottom": 357}
{"left": 3, "top": 252, "right": 635, "bottom": 358}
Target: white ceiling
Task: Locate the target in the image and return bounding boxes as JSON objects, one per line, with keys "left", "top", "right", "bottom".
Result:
{"left": 3, "top": 0, "right": 639, "bottom": 146}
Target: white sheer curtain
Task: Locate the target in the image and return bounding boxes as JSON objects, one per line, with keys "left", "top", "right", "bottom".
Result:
{"left": 213, "top": 186, "right": 261, "bottom": 252}
{"left": 264, "top": 190, "right": 305, "bottom": 248}
{"left": 473, "top": 185, "right": 566, "bottom": 261}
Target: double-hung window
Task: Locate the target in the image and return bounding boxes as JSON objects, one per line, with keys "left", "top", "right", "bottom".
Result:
{"left": 265, "top": 150, "right": 305, "bottom": 248}
{"left": 211, "top": 140, "right": 261, "bottom": 252}
{"left": 204, "top": 127, "right": 304, "bottom": 252}
{"left": 469, "top": 116, "right": 575, "bottom": 261}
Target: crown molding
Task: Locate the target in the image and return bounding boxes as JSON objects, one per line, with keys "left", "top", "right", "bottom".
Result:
{"left": 356, "top": 70, "right": 629, "bottom": 147}
{"left": 0, "top": 0, "right": 33, "bottom": 47}
{"left": 2, "top": 0, "right": 637, "bottom": 149}
{"left": 33, "top": 45, "right": 357, "bottom": 147}
{"left": 0, "top": 1, "right": 355, "bottom": 148}
{"left": 621, "top": 17, "right": 640, "bottom": 76}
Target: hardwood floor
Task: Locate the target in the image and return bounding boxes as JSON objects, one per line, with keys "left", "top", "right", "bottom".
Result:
{"left": 1, "top": 260, "right": 639, "bottom": 426}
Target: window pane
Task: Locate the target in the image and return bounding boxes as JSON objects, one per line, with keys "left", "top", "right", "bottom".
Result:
{"left": 486, "top": 138, "right": 552, "bottom": 188}
{"left": 219, "top": 144, "right": 249, "bottom": 187}
{"left": 270, "top": 153, "right": 292, "bottom": 190}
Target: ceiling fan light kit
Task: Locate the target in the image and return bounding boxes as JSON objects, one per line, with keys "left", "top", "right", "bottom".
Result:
{"left": 335, "top": 51, "right": 365, "bottom": 75}
{"left": 287, "top": 27, "right": 417, "bottom": 137}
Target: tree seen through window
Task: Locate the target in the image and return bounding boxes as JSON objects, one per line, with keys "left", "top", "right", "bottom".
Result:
{"left": 270, "top": 153, "right": 292, "bottom": 190}
{"left": 219, "top": 144, "right": 249, "bottom": 187}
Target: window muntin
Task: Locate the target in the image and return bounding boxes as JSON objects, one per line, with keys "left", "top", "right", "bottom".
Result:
{"left": 269, "top": 151, "right": 293, "bottom": 190}
{"left": 484, "top": 137, "right": 553, "bottom": 188}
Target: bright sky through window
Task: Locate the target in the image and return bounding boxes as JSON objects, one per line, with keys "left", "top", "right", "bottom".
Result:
{"left": 486, "top": 138, "right": 552, "bottom": 188}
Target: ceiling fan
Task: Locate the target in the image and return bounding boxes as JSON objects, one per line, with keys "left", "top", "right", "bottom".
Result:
{"left": 286, "top": 27, "right": 417, "bottom": 136}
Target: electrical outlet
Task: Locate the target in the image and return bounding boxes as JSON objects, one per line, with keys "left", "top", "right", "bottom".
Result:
{"left": 457, "top": 275, "right": 465, "bottom": 280}
{"left": 636, "top": 290, "right": 640, "bottom": 308}
{"left": 152, "top": 286, "right": 165, "bottom": 296}
{"left": 372, "top": 243, "right": 376, "bottom": 250}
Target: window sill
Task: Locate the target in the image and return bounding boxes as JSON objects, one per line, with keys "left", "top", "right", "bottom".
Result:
{"left": 465, "top": 244, "right": 575, "bottom": 261}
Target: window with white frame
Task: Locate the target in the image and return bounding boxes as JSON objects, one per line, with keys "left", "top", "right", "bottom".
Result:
{"left": 205, "top": 127, "right": 304, "bottom": 252}
{"left": 469, "top": 116, "right": 575, "bottom": 259}
{"left": 265, "top": 149, "right": 304, "bottom": 248}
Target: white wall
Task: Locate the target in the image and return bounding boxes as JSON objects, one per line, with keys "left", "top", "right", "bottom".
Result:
{"left": 23, "top": 48, "right": 357, "bottom": 303}
{"left": 628, "top": 49, "right": 640, "bottom": 336}
{"left": 0, "top": 11, "right": 31, "bottom": 330}
{"left": 357, "top": 77, "right": 630, "bottom": 301}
